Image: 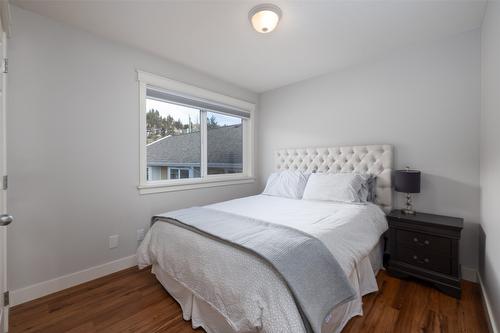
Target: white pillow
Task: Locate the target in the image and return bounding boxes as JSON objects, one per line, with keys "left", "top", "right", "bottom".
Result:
{"left": 302, "top": 173, "right": 367, "bottom": 203}
{"left": 262, "top": 170, "right": 309, "bottom": 199}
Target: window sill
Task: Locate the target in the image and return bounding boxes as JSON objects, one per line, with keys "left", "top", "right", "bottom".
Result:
{"left": 137, "top": 176, "right": 255, "bottom": 195}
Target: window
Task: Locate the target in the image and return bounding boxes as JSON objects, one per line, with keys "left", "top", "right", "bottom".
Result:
{"left": 146, "top": 98, "right": 201, "bottom": 182}
{"left": 138, "top": 71, "right": 255, "bottom": 194}
{"left": 207, "top": 112, "right": 243, "bottom": 175}
{"left": 169, "top": 167, "right": 191, "bottom": 179}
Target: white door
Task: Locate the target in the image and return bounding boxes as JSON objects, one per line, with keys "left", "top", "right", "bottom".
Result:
{"left": 0, "top": 3, "right": 11, "bottom": 332}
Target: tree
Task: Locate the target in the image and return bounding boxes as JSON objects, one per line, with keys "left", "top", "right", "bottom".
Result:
{"left": 207, "top": 114, "right": 220, "bottom": 129}
{"left": 146, "top": 110, "right": 161, "bottom": 131}
{"left": 146, "top": 109, "right": 201, "bottom": 143}
{"left": 164, "top": 115, "right": 175, "bottom": 136}
{"left": 171, "top": 119, "right": 181, "bottom": 131}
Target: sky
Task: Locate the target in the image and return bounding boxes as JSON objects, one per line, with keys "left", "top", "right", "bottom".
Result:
{"left": 146, "top": 98, "right": 241, "bottom": 126}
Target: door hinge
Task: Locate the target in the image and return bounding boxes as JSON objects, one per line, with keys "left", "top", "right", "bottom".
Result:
{"left": 3, "top": 291, "right": 9, "bottom": 307}
{"left": 2, "top": 58, "right": 7, "bottom": 74}
{"left": 2, "top": 175, "right": 6, "bottom": 190}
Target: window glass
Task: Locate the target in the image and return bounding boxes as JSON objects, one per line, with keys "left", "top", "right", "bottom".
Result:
{"left": 207, "top": 112, "right": 243, "bottom": 175}
{"left": 169, "top": 168, "right": 179, "bottom": 179}
{"left": 146, "top": 97, "right": 201, "bottom": 181}
{"left": 179, "top": 169, "right": 190, "bottom": 179}
{"left": 143, "top": 83, "right": 250, "bottom": 187}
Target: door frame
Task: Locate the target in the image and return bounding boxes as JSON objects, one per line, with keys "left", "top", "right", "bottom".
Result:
{"left": 0, "top": 2, "right": 11, "bottom": 332}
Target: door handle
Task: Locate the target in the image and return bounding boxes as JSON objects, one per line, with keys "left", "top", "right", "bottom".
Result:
{"left": 0, "top": 214, "right": 13, "bottom": 226}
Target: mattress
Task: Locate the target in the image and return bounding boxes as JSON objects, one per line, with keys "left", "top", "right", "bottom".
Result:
{"left": 137, "top": 194, "right": 388, "bottom": 333}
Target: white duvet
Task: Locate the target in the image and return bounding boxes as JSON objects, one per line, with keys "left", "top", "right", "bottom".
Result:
{"left": 137, "top": 195, "right": 388, "bottom": 333}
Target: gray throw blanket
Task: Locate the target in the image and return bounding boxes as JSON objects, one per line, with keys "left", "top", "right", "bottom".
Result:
{"left": 153, "top": 207, "right": 356, "bottom": 333}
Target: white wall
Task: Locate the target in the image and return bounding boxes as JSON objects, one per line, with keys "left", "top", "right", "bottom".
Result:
{"left": 259, "top": 30, "right": 481, "bottom": 275}
{"left": 480, "top": 2, "right": 500, "bottom": 330}
{"left": 7, "top": 6, "right": 259, "bottom": 292}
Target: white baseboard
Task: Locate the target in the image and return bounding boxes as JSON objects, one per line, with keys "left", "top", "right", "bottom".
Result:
{"left": 10, "top": 255, "right": 137, "bottom": 307}
{"left": 478, "top": 273, "right": 499, "bottom": 333}
{"left": 462, "top": 266, "right": 478, "bottom": 282}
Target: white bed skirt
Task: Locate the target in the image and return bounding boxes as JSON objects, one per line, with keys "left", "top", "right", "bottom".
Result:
{"left": 150, "top": 240, "right": 384, "bottom": 333}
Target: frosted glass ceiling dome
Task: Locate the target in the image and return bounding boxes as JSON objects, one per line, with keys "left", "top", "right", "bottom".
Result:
{"left": 249, "top": 4, "right": 282, "bottom": 34}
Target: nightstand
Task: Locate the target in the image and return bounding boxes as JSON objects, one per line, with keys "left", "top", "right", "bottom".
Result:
{"left": 385, "top": 210, "right": 463, "bottom": 298}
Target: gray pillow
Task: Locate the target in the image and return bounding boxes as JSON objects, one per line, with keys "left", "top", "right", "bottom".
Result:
{"left": 358, "top": 175, "right": 377, "bottom": 202}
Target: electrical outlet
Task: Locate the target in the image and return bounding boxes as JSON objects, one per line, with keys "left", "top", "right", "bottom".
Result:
{"left": 109, "top": 234, "right": 119, "bottom": 249}
{"left": 136, "top": 228, "right": 145, "bottom": 242}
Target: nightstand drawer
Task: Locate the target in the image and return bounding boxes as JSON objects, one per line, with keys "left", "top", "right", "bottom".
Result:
{"left": 396, "top": 229, "right": 451, "bottom": 256}
{"left": 396, "top": 246, "right": 451, "bottom": 275}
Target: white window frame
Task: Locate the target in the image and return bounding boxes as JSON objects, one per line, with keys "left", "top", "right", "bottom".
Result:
{"left": 137, "top": 70, "right": 255, "bottom": 194}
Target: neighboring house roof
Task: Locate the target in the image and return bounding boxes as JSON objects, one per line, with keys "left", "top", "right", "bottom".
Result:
{"left": 147, "top": 124, "right": 242, "bottom": 167}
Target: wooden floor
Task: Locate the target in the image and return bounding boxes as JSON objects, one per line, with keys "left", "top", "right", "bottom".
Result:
{"left": 10, "top": 267, "right": 489, "bottom": 333}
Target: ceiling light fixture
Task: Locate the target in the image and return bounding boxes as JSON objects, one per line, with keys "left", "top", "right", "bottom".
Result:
{"left": 249, "top": 4, "right": 282, "bottom": 34}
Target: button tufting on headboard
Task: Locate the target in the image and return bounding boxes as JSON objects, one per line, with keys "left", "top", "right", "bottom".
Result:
{"left": 275, "top": 144, "right": 393, "bottom": 213}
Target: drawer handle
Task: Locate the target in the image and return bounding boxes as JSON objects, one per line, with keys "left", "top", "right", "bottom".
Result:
{"left": 413, "top": 237, "right": 430, "bottom": 246}
{"left": 412, "top": 255, "right": 430, "bottom": 264}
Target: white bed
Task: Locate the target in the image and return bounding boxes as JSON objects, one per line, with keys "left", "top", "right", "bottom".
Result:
{"left": 137, "top": 144, "right": 393, "bottom": 333}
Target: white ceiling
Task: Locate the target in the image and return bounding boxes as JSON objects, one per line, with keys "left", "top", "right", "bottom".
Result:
{"left": 13, "top": 1, "right": 487, "bottom": 93}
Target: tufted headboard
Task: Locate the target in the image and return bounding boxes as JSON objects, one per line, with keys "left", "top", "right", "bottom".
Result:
{"left": 275, "top": 144, "right": 393, "bottom": 213}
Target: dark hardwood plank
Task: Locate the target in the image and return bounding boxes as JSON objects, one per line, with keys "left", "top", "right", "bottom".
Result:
{"left": 11, "top": 267, "right": 489, "bottom": 333}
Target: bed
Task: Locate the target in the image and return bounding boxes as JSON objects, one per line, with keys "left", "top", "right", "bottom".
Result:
{"left": 137, "top": 144, "right": 393, "bottom": 333}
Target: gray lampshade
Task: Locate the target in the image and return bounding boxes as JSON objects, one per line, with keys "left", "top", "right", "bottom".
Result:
{"left": 394, "top": 169, "right": 421, "bottom": 193}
